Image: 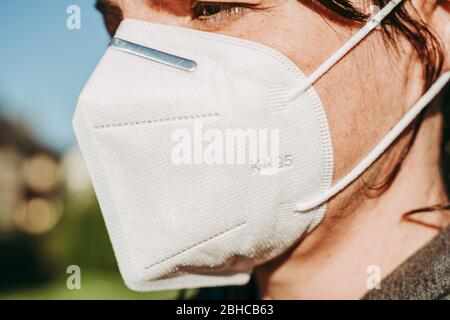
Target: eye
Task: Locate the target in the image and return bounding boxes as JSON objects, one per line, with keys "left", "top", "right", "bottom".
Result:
{"left": 191, "top": 2, "right": 248, "bottom": 22}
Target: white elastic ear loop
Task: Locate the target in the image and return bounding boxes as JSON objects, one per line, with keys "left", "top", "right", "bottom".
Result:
{"left": 296, "top": 71, "right": 450, "bottom": 212}
{"left": 292, "top": 0, "right": 403, "bottom": 99}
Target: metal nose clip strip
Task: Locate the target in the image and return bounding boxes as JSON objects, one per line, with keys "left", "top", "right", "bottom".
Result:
{"left": 110, "top": 37, "right": 197, "bottom": 72}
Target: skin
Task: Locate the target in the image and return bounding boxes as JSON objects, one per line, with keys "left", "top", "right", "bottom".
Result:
{"left": 97, "top": 0, "right": 450, "bottom": 299}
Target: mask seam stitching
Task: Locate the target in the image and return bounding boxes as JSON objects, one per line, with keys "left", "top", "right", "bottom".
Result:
{"left": 306, "top": 90, "right": 334, "bottom": 193}
{"left": 144, "top": 222, "right": 246, "bottom": 270}
{"left": 93, "top": 113, "right": 220, "bottom": 130}
{"left": 301, "top": 88, "right": 334, "bottom": 230}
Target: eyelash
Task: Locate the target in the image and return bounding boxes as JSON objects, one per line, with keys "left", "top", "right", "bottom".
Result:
{"left": 191, "top": 2, "right": 248, "bottom": 24}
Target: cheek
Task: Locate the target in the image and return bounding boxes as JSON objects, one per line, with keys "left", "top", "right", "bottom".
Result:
{"left": 314, "top": 35, "right": 414, "bottom": 181}
{"left": 218, "top": 2, "right": 337, "bottom": 76}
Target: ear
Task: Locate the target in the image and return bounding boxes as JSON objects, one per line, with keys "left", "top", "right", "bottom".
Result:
{"left": 432, "top": 0, "right": 450, "bottom": 70}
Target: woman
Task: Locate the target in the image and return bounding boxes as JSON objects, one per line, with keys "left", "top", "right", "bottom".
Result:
{"left": 92, "top": 0, "right": 450, "bottom": 299}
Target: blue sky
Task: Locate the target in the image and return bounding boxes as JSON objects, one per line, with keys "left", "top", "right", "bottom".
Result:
{"left": 0, "top": 0, "right": 110, "bottom": 153}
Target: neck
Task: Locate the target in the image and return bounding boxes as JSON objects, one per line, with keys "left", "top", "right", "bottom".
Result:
{"left": 256, "top": 106, "right": 449, "bottom": 300}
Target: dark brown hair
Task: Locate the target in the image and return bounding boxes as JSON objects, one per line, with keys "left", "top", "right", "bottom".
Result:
{"left": 316, "top": 0, "right": 450, "bottom": 223}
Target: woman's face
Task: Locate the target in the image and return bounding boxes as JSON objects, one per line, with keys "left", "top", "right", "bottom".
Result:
{"left": 98, "top": 0, "right": 447, "bottom": 218}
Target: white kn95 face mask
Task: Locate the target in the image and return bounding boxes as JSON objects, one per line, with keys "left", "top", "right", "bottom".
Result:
{"left": 73, "top": 0, "right": 450, "bottom": 292}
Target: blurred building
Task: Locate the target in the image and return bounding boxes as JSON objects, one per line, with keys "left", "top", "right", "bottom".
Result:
{"left": 0, "top": 118, "right": 63, "bottom": 237}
